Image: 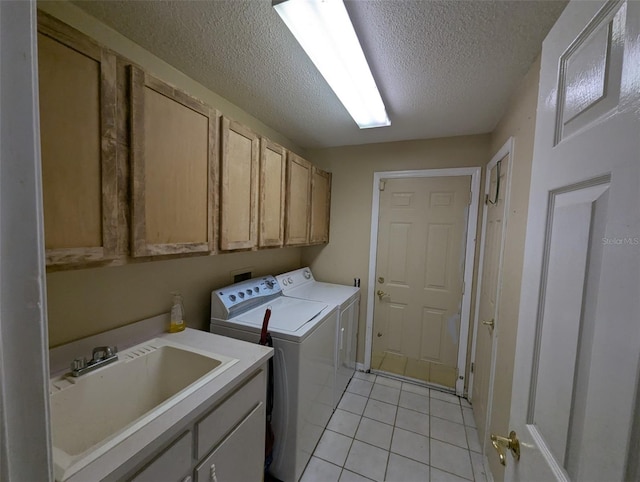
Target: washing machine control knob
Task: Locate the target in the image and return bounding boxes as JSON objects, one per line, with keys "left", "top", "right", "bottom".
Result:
{"left": 255, "top": 287, "right": 260, "bottom": 293}
{"left": 238, "top": 292, "right": 245, "bottom": 299}
{"left": 303, "top": 269, "right": 311, "bottom": 279}
{"left": 288, "top": 277, "right": 293, "bottom": 284}
{"left": 229, "top": 294, "right": 236, "bottom": 302}
{"left": 246, "top": 289, "right": 253, "bottom": 295}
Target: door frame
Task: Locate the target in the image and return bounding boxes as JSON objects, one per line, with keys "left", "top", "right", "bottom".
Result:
{"left": 364, "top": 167, "right": 481, "bottom": 396}
{"left": 0, "top": 0, "right": 53, "bottom": 480}
{"left": 468, "top": 137, "right": 515, "bottom": 401}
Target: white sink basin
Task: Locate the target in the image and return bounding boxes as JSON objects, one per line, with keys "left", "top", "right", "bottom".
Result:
{"left": 49, "top": 338, "right": 238, "bottom": 480}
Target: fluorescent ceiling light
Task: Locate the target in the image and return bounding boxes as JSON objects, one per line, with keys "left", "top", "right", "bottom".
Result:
{"left": 274, "top": 0, "right": 390, "bottom": 129}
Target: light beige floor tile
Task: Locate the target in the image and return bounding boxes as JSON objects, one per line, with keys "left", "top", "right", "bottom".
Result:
{"left": 398, "top": 390, "right": 429, "bottom": 414}
{"left": 340, "top": 469, "right": 375, "bottom": 482}
{"left": 394, "top": 407, "right": 429, "bottom": 437}
{"left": 339, "top": 392, "right": 369, "bottom": 415}
{"left": 363, "top": 398, "right": 397, "bottom": 425}
{"left": 430, "top": 389, "right": 461, "bottom": 406}
{"left": 470, "top": 450, "right": 487, "bottom": 482}
{"left": 430, "top": 439, "right": 473, "bottom": 480}
{"left": 347, "top": 378, "right": 374, "bottom": 397}
{"left": 465, "top": 426, "right": 481, "bottom": 453}
{"left": 327, "top": 409, "right": 362, "bottom": 437}
{"left": 370, "top": 384, "right": 401, "bottom": 405}
{"left": 301, "top": 456, "right": 342, "bottom": 482}
{"left": 431, "top": 467, "right": 472, "bottom": 481}
{"left": 354, "top": 371, "right": 377, "bottom": 383}
{"left": 431, "top": 416, "right": 468, "bottom": 449}
{"left": 355, "top": 417, "right": 393, "bottom": 450}
{"left": 401, "top": 382, "right": 430, "bottom": 397}
{"left": 344, "top": 440, "right": 389, "bottom": 482}
{"left": 430, "top": 398, "right": 463, "bottom": 424}
{"left": 385, "top": 453, "right": 429, "bottom": 481}
{"left": 314, "top": 429, "right": 353, "bottom": 467}
{"left": 462, "top": 407, "right": 477, "bottom": 428}
{"left": 375, "top": 376, "right": 403, "bottom": 389}
{"left": 390, "top": 427, "right": 429, "bottom": 465}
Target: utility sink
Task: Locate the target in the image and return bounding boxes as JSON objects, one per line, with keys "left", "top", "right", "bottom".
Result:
{"left": 49, "top": 338, "right": 238, "bottom": 480}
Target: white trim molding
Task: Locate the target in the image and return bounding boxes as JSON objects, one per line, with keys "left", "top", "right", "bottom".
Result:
{"left": 365, "top": 167, "right": 481, "bottom": 396}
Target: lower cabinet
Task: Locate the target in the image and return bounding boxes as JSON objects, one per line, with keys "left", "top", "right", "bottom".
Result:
{"left": 124, "top": 368, "right": 266, "bottom": 482}
{"left": 195, "top": 403, "right": 264, "bottom": 482}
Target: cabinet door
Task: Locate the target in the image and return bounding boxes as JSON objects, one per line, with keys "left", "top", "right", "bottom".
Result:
{"left": 195, "top": 403, "right": 264, "bottom": 482}
{"left": 219, "top": 118, "right": 259, "bottom": 251}
{"left": 130, "top": 431, "right": 192, "bottom": 482}
{"left": 37, "top": 12, "right": 118, "bottom": 266}
{"left": 259, "top": 139, "right": 286, "bottom": 248}
{"left": 309, "top": 167, "right": 332, "bottom": 244}
{"left": 285, "top": 153, "right": 311, "bottom": 246}
{"left": 130, "top": 66, "right": 217, "bottom": 257}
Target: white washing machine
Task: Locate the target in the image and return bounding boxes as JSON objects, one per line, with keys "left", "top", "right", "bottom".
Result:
{"left": 210, "top": 276, "right": 337, "bottom": 482}
{"left": 276, "top": 268, "right": 360, "bottom": 409}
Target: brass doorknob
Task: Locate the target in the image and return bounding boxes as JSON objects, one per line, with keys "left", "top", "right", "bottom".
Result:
{"left": 376, "top": 290, "right": 388, "bottom": 300}
{"left": 490, "top": 431, "right": 520, "bottom": 466}
{"left": 482, "top": 318, "right": 495, "bottom": 329}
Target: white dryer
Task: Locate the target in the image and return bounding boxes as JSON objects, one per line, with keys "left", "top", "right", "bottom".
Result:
{"left": 210, "top": 276, "right": 337, "bottom": 482}
{"left": 276, "top": 268, "right": 360, "bottom": 409}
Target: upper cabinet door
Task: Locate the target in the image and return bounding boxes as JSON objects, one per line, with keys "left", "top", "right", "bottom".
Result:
{"left": 259, "top": 139, "right": 286, "bottom": 248}
{"left": 220, "top": 118, "right": 259, "bottom": 251}
{"left": 130, "top": 66, "right": 217, "bottom": 257}
{"left": 37, "top": 12, "right": 118, "bottom": 267}
{"left": 285, "top": 153, "right": 311, "bottom": 246}
{"left": 309, "top": 167, "right": 332, "bottom": 244}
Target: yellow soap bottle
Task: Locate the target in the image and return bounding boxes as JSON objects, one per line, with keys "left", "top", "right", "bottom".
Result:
{"left": 169, "top": 292, "right": 186, "bottom": 333}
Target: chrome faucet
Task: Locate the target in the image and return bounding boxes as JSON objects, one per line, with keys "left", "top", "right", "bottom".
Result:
{"left": 70, "top": 345, "right": 118, "bottom": 377}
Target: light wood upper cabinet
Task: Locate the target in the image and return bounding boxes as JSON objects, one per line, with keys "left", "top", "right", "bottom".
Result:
{"left": 37, "top": 12, "right": 118, "bottom": 266}
{"left": 220, "top": 118, "right": 259, "bottom": 251}
{"left": 285, "top": 153, "right": 312, "bottom": 246}
{"left": 130, "top": 66, "right": 217, "bottom": 257}
{"left": 309, "top": 167, "right": 332, "bottom": 244}
{"left": 259, "top": 139, "right": 286, "bottom": 248}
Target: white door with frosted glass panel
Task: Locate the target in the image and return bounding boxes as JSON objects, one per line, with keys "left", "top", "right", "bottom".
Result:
{"left": 501, "top": 1, "right": 640, "bottom": 480}
{"left": 372, "top": 176, "right": 470, "bottom": 389}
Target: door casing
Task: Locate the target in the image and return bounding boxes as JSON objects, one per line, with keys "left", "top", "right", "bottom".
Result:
{"left": 365, "top": 167, "right": 481, "bottom": 396}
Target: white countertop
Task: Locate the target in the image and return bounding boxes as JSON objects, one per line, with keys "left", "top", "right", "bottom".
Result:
{"left": 55, "top": 327, "right": 272, "bottom": 482}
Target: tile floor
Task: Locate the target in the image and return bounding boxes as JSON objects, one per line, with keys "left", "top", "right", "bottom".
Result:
{"left": 300, "top": 372, "right": 487, "bottom": 482}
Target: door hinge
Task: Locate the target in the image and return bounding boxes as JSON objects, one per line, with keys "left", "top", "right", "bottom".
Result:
{"left": 471, "top": 362, "right": 474, "bottom": 373}
{"left": 379, "top": 180, "right": 386, "bottom": 191}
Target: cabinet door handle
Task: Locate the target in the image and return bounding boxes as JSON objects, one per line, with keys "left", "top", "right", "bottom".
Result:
{"left": 340, "top": 327, "right": 345, "bottom": 350}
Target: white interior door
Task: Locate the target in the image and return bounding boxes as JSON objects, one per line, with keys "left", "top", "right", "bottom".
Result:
{"left": 372, "top": 176, "right": 470, "bottom": 390}
{"left": 471, "top": 145, "right": 512, "bottom": 480}
{"left": 504, "top": 1, "right": 640, "bottom": 480}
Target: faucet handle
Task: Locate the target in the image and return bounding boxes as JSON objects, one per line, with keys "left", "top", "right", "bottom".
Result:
{"left": 71, "top": 357, "right": 87, "bottom": 372}
{"left": 92, "top": 345, "right": 117, "bottom": 361}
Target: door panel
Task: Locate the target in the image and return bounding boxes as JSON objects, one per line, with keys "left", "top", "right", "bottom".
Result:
{"left": 472, "top": 154, "right": 509, "bottom": 464}
{"left": 507, "top": 1, "right": 640, "bottom": 480}
{"left": 372, "top": 176, "right": 470, "bottom": 388}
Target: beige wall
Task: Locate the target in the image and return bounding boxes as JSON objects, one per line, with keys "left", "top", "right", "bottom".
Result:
{"left": 39, "top": 1, "right": 305, "bottom": 347}
{"left": 302, "top": 135, "right": 491, "bottom": 363}
{"left": 47, "top": 249, "right": 301, "bottom": 347}
{"left": 485, "top": 56, "right": 541, "bottom": 480}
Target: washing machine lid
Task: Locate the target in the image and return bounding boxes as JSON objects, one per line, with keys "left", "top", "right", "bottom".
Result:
{"left": 233, "top": 297, "right": 329, "bottom": 334}
{"left": 284, "top": 281, "right": 360, "bottom": 307}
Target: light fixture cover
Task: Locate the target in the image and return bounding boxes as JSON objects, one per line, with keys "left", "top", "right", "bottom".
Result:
{"left": 274, "top": 0, "right": 390, "bottom": 129}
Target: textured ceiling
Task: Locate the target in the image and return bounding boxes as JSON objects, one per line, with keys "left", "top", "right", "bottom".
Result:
{"left": 73, "top": 0, "right": 567, "bottom": 149}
